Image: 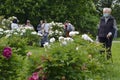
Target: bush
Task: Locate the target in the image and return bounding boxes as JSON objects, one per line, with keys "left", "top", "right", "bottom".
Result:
{"left": 0, "top": 50, "right": 31, "bottom": 80}
{"left": 34, "top": 36, "right": 106, "bottom": 80}
{"left": 7, "top": 35, "right": 27, "bottom": 56}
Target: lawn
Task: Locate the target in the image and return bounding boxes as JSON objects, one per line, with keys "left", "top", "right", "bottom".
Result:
{"left": 103, "top": 42, "right": 120, "bottom": 80}
{"left": 27, "top": 42, "right": 120, "bottom": 80}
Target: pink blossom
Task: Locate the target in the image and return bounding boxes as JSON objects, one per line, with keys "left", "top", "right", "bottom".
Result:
{"left": 3, "top": 47, "right": 12, "bottom": 59}
{"left": 29, "top": 72, "right": 39, "bottom": 80}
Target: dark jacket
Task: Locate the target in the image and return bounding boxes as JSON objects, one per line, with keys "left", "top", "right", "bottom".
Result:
{"left": 98, "top": 16, "right": 116, "bottom": 37}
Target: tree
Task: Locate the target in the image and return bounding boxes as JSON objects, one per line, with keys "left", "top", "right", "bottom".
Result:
{"left": 0, "top": 0, "right": 98, "bottom": 35}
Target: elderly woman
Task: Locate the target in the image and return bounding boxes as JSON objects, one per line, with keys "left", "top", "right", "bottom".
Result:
{"left": 97, "top": 8, "right": 117, "bottom": 59}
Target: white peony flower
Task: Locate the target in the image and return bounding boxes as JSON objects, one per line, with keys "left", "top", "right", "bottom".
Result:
{"left": 69, "top": 31, "right": 79, "bottom": 36}
{"left": 44, "top": 42, "right": 50, "bottom": 48}
{"left": 5, "top": 34, "right": 11, "bottom": 38}
{"left": 59, "top": 31, "right": 63, "bottom": 35}
{"left": 76, "top": 47, "right": 79, "bottom": 51}
{"left": 1, "top": 19, "right": 6, "bottom": 25}
{"left": 64, "top": 37, "right": 74, "bottom": 42}
{"left": 16, "top": 28, "right": 21, "bottom": 32}
{"left": 12, "top": 16, "right": 17, "bottom": 19}
{"left": 51, "top": 21, "right": 56, "bottom": 26}
{"left": 10, "top": 21, "right": 12, "bottom": 23}
{"left": 61, "top": 41, "right": 67, "bottom": 45}
{"left": 4, "top": 30, "right": 11, "bottom": 33}
{"left": 20, "top": 33, "right": 24, "bottom": 36}
{"left": 0, "top": 28, "right": 4, "bottom": 32}
{"left": 81, "top": 34, "right": 94, "bottom": 42}
{"left": 49, "top": 30, "right": 54, "bottom": 36}
{"left": 50, "top": 37, "right": 55, "bottom": 43}
{"left": 31, "top": 31, "right": 37, "bottom": 35}
{"left": 21, "top": 29, "right": 26, "bottom": 33}
{"left": 55, "top": 30, "right": 59, "bottom": 34}
{"left": 13, "top": 32, "right": 18, "bottom": 35}
{"left": 0, "top": 32, "right": 3, "bottom": 34}
{"left": 59, "top": 36, "right": 64, "bottom": 42}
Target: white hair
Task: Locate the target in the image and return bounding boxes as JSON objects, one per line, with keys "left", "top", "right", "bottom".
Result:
{"left": 103, "top": 8, "right": 112, "bottom": 12}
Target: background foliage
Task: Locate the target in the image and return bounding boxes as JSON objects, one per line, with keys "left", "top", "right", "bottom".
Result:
{"left": 0, "top": 0, "right": 98, "bottom": 36}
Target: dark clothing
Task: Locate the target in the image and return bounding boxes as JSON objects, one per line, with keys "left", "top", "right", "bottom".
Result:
{"left": 98, "top": 16, "right": 115, "bottom": 37}
{"left": 37, "top": 24, "right": 41, "bottom": 31}
{"left": 40, "top": 32, "right": 49, "bottom": 47}
{"left": 98, "top": 16, "right": 117, "bottom": 59}
{"left": 99, "top": 37, "right": 113, "bottom": 59}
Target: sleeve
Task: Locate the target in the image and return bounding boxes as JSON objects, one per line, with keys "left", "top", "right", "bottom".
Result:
{"left": 113, "top": 19, "right": 118, "bottom": 30}
{"left": 110, "top": 19, "right": 117, "bottom": 36}
{"left": 97, "top": 22, "right": 100, "bottom": 36}
{"left": 112, "top": 19, "right": 118, "bottom": 37}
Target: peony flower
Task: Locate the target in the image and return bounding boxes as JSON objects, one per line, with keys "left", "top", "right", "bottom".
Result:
{"left": 27, "top": 52, "right": 32, "bottom": 57}
{"left": 64, "top": 37, "right": 74, "bottom": 42}
{"left": 12, "top": 16, "right": 17, "bottom": 19}
{"left": 44, "top": 42, "right": 50, "bottom": 49}
{"left": 49, "top": 30, "right": 54, "bottom": 36}
{"left": 20, "top": 33, "right": 24, "bottom": 36}
{"left": 69, "top": 31, "right": 79, "bottom": 37}
{"left": 76, "top": 47, "right": 79, "bottom": 51}
{"left": 13, "top": 32, "right": 18, "bottom": 35}
{"left": 59, "top": 31, "right": 63, "bottom": 35}
{"left": 31, "top": 32, "right": 37, "bottom": 35}
{"left": 29, "top": 72, "right": 39, "bottom": 80}
{"left": 4, "top": 30, "right": 11, "bottom": 33}
{"left": 61, "top": 41, "right": 67, "bottom": 45}
{"left": 50, "top": 37, "right": 55, "bottom": 43}
{"left": 81, "top": 34, "right": 94, "bottom": 42}
{"left": 5, "top": 34, "right": 11, "bottom": 38}
{"left": 59, "top": 36, "right": 64, "bottom": 42}
{"left": 16, "top": 28, "right": 21, "bottom": 32}
{"left": 0, "top": 28, "right": 4, "bottom": 32}
{"left": 21, "top": 29, "right": 26, "bottom": 33}
{"left": 55, "top": 30, "right": 59, "bottom": 34}
{"left": 3, "top": 47, "right": 12, "bottom": 59}
{"left": 0, "top": 32, "right": 3, "bottom": 34}
{"left": 1, "top": 19, "right": 6, "bottom": 25}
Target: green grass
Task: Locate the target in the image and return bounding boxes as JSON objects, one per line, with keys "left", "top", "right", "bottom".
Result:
{"left": 104, "top": 42, "right": 120, "bottom": 80}
{"left": 26, "top": 46, "right": 44, "bottom": 54}
{"left": 27, "top": 43, "right": 120, "bottom": 80}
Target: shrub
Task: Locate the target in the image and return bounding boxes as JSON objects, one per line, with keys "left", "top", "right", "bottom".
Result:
{"left": 0, "top": 50, "right": 31, "bottom": 80}
{"left": 7, "top": 35, "right": 27, "bottom": 56}
{"left": 1, "top": 16, "right": 18, "bottom": 29}
{"left": 36, "top": 36, "right": 106, "bottom": 80}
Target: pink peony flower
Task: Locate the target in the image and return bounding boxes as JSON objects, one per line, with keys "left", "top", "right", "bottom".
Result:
{"left": 3, "top": 47, "right": 12, "bottom": 59}
{"left": 29, "top": 72, "right": 39, "bottom": 80}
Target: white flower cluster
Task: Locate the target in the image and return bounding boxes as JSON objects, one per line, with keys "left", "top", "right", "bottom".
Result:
{"left": 81, "top": 34, "right": 94, "bottom": 42}
{"left": 2, "top": 16, "right": 18, "bottom": 26}
{"left": 49, "top": 37, "right": 56, "bottom": 43}
{"left": 49, "top": 21, "right": 64, "bottom": 37}
{"left": 59, "top": 36, "right": 74, "bottom": 45}
{"left": 69, "top": 31, "right": 79, "bottom": 37}
{"left": 0, "top": 26, "right": 39, "bottom": 38}
{"left": 50, "top": 21, "right": 64, "bottom": 28}
{"left": 0, "top": 28, "right": 4, "bottom": 35}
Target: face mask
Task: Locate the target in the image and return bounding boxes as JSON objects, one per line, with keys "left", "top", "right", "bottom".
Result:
{"left": 103, "top": 13, "right": 110, "bottom": 17}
